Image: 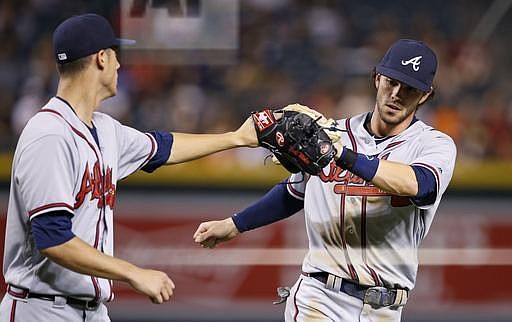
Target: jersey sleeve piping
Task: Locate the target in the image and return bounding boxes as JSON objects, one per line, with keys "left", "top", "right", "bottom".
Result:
{"left": 287, "top": 180, "right": 305, "bottom": 200}
{"left": 139, "top": 133, "right": 157, "bottom": 169}
{"left": 39, "top": 109, "right": 100, "bottom": 158}
{"left": 28, "top": 203, "right": 74, "bottom": 220}
{"left": 345, "top": 118, "right": 357, "bottom": 152}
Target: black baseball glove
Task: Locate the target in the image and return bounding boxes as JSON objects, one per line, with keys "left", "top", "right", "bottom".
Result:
{"left": 252, "top": 107, "right": 338, "bottom": 176}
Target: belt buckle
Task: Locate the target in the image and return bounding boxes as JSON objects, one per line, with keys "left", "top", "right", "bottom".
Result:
{"left": 363, "top": 286, "right": 391, "bottom": 309}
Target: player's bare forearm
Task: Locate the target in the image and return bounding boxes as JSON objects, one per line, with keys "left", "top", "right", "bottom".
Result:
{"left": 372, "top": 159, "right": 418, "bottom": 196}
{"left": 167, "top": 132, "right": 239, "bottom": 164}
{"left": 40, "top": 237, "right": 175, "bottom": 303}
{"left": 40, "top": 237, "right": 138, "bottom": 281}
{"left": 166, "top": 118, "right": 258, "bottom": 164}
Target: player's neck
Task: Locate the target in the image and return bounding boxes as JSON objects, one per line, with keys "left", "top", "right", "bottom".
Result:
{"left": 56, "top": 76, "right": 102, "bottom": 127}
{"left": 369, "top": 111, "right": 415, "bottom": 137}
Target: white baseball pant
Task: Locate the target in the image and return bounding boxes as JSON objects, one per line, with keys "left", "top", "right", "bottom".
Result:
{"left": 284, "top": 274, "right": 403, "bottom": 322}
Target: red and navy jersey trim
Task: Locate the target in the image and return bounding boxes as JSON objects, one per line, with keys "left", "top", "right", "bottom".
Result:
{"left": 142, "top": 132, "right": 157, "bottom": 166}
{"left": 7, "top": 285, "right": 28, "bottom": 298}
{"left": 345, "top": 118, "right": 357, "bottom": 153}
{"left": 9, "top": 299, "right": 17, "bottom": 322}
{"left": 293, "top": 278, "right": 304, "bottom": 322}
{"left": 39, "top": 109, "right": 101, "bottom": 159}
{"left": 28, "top": 203, "right": 74, "bottom": 218}
{"left": 337, "top": 117, "right": 361, "bottom": 282}
{"left": 287, "top": 181, "right": 305, "bottom": 199}
{"left": 38, "top": 108, "right": 105, "bottom": 301}
{"left": 383, "top": 140, "right": 406, "bottom": 151}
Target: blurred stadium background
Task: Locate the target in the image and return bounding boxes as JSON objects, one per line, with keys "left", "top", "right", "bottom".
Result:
{"left": 1, "top": 0, "right": 512, "bottom": 321}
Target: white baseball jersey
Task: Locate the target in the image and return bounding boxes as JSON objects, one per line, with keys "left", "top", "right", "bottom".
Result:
{"left": 3, "top": 97, "right": 158, "bottom": 302}
{"left": 287, "top": 112, "right": 456, "bottom": 290}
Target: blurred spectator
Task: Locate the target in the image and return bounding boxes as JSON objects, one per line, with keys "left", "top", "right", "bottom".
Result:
{"left": 481, "top": 90, "right": 512, "bottom": 159}
{"left": 167, "top": 84, "right": 206, "bottom": 132}
{"left": 11, "top": 76, "right": 45, "bottom": 135}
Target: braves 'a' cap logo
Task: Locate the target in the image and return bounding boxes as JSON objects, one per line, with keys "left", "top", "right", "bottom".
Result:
{"left": 401, "top": 55, "right": 422, "bottom": 71}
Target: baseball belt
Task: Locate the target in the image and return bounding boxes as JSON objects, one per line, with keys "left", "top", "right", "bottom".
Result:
{"left": 302, "top": 272, "right": 408, "bottom": 308}
{"left": 7, "top": 284, "right": 100, "bottom": 311}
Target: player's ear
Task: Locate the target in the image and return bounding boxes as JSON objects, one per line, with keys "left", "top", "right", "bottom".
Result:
{"left": 418, "top": 88, "right": 433, "bottom": 105}
{"left": 95, "top": 49, "right": 107, "bottom": 70}
{"left": 374, "top": 73, "right": 381, "bottom": 90}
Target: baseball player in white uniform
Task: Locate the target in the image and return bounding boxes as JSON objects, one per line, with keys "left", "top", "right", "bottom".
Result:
{"left": 0, "top": 14, "right": 257, "bottom": 322}
{"left": 194, "top": 39, "right": 457, "bottom": 321}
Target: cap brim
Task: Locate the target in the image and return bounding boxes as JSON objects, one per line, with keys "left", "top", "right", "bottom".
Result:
{"left": 115, "top": 38, "right": 136, "bottom": 46}
{"left": 376, "top": 65, "right": 430, "bottom": 92}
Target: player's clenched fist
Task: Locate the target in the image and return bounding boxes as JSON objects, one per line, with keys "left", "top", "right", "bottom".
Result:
{"left": 193, "top": 218, "right": 240, "bottom": 248}
{"left": 126, "top": 267, "right": 175, "bottom": 304}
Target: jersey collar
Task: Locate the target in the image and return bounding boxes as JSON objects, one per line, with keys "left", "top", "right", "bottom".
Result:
{"left": 363, "top": 112, "right": 419, "bottom": 145}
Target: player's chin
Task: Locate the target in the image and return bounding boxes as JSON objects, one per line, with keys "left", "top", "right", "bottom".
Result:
{"left": 381, "top": 112, "right": 405, "bottom": 125}
{"left": 108, "top": 86, "right": 117, "bottom": 97}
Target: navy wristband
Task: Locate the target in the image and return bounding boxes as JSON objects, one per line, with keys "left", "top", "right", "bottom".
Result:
{"left": 336, "top": 148, "right": 380, "bottom": 182}
{"left": 336, "top": 148, "right": 357, "bottom": 170}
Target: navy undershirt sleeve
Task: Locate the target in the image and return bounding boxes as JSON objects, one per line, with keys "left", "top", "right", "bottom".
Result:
{"left": 411, "top": 165, "right": 437, "bottom": 206}
{"left": 142, "top": 131, "right": 173, "bottom": 173}
{"left": 231, "top": 181, "right": 304, "bottom": 233}
{"left": 31, "top": 211, "right": 75, "bottom": 250}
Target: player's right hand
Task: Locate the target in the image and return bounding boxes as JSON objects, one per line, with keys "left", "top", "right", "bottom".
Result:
{"left": 193, "top": 217, "right": 240, "bottom": 248}
{"left": 127, "top": 268, "right": 175, "bottom": 304}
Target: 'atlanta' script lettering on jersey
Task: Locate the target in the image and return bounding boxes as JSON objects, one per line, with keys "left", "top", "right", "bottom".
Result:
{"left": 320, "top": 161, "right": 411, "bottom": 206}
{"left": 319, "top": 162, "right": 365, "bottom": 185}
{"left": 75, "top": 161, "right": 116, "bottom": 210}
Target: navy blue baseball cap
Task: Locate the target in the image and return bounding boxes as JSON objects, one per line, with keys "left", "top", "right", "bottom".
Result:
{"left": 376, "top": 39, "right": 437, "bottom": 92}
{"left": 53, "top": 14, "right": 135, "bottom": 64}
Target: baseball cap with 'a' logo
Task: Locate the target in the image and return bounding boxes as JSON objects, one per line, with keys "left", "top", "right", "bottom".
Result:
{"left": 53, "top": 14, "right": 135, "bottom": 64}
{"left": 376, "top": 39, "right": 437, "bottom": 92}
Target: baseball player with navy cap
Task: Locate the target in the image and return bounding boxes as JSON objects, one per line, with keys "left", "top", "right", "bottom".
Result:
{"left": 194, "top": 39, "right": 456, "bottom": 321}
{"left": 0, "top": 13, "right": 258, "bottom": 322}
{"left": 53, "top": 14, "right": 136, "bottom": 64}
{"left": 376, "top": 39, "right": 437, "bottom": 92}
